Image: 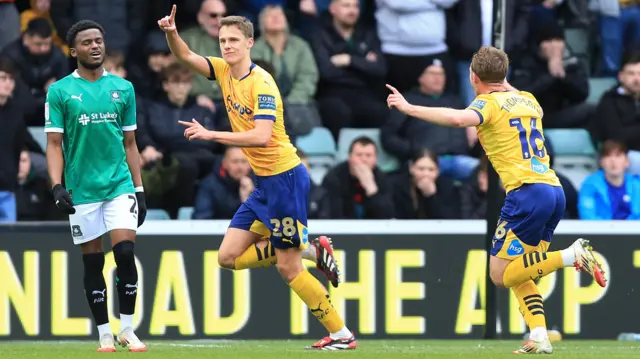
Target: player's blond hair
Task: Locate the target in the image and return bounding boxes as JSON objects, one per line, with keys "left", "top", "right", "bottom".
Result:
{"left": 220, "top": 16, "right": 254, "bottom": 39}
{"left": 471, "top": 46, "right": 509, "bottom": 84}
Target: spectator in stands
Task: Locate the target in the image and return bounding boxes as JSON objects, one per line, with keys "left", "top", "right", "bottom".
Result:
{"left": 381, "top": 59, "right": 479, "bottom": 180}
{"left": 0, "top": 56, "right": 26, "bottom": 223}
{"left": 592, "top": 52, "right": 640, "bottom": 174}
{"left": 544, "top": 137, "right": 579, "bottom": 219}
{"left": 15, "top": 150, "right": 62, "bottom": 221}
{"left": 138, "top": 62, "right": 221, "bottom": 182}
{"left": 392, "top": 148, "right": 460, "bottom": 219}
{"left": 20, "top": 0, "right": 69, "bottom": 56}
{"left": 297, "top": 149, "right": 327, "bottom": 219}
{"left": 128, "top": 30, "right": 175, "bottom": 101}
{"left": 104, "top": 49, "right": 127, "bottom": 79}
{"left": 252, "top": 5, "right": 321, "bottom": 136}
{"left": 0, "top": 0, "right": 20, "bottom": 51}
{"left": 140, "top": 152, "right": 183, "bottom": 219}
{"left": 510, "top": 20, "right": 591, "bottom": 129}
{"left": 591, "top": 0, "right": 640, "bottom": 75}
{"left": 1, "top": 18, "right": 67, "bottom": 126}
{"left": 182, "top": 0, "right": 226, "bottom": 116}
{"left": 311, "top": 0, "right": 388, "bottom": 140}
{"left": 49, "top": 0, "right": 146, "bottom": 58}
{"left": 376, "top": 0, "right": 458, "bottom": 95}
{"left": 446, "top": 0, "right": 531, "bottom": 105}
{"left": 578, "top": 140, "right": 640, "bottom": 220}
{"left": 460, "top": 155, "right": 494, "bottom": 219}
{"left": 193, "top": 147, "right": 253, "bottom": 220}
{"left": 320, "top": 136, "right": 394, "bottom": 219}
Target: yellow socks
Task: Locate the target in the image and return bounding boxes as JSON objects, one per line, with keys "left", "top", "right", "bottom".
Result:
{"left": 503, "top": 251, "right": 563, "bottom": 288}
{"left": 234, "top": 241, "right": 277, "bottom": 269}
{"left": 512, "top": 280, "right": 546, "bottom": 330}
{"left": 289, "top": 270, "right": 344, "bottom": 333}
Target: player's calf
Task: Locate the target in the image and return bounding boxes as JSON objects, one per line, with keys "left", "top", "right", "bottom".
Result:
{"left": 82, "top": 251, "right": 112, "bottom": 348}
{"left": 113, "top": 241, "right": 138, "bottom": 324}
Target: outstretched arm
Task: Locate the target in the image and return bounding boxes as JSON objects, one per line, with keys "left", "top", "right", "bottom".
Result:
{"left": 159, "top": 5, "right": 213, "bottom": 79}
{"left": 179, "top": 119, "right": 273, "bottom": 148}
{"left": 386, "top": 85, "right": 481, "bottom": 127}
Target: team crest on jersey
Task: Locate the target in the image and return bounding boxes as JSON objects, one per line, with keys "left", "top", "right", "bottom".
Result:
{"left": 71, "top": 225, "right": 83, "bottom": 238}
{"left": 110, "top": 90, "right": 121, "bottom": 101}
{"left": 470, "top": 99, "right": 486, "bottom": 110}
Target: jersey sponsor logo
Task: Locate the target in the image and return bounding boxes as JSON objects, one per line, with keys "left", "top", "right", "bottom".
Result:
{"left": 469, "top": 99, "right": 486, "bottom": 110}
{"left": 530, "top": 157, "right": 549, "bottom": 174}
{"left": 78, "top": 112, "right": 119, "bottom": 126}
{"left": 71, "top": 225, "right": 83, "bottom": 238}
{"left": 110, "top": 90, "right": 121, "bottom": 101}
{"left": 71, "top": 94, "right": 83, "bottom": 102}
{"left": 506, "top": 239, "right": 524, "bottom": 256}
{"left": 257, "top": 94, "right": 276, "bottom": 111}
{"left": 225, "top": 95, "right": 253, "bottom": 116}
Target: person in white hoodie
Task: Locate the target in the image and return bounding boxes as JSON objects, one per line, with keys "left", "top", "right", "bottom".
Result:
{"left": 375, "top": 0, "right": 458, "bottom": 94}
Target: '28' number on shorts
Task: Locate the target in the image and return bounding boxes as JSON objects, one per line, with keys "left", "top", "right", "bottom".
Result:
{"left": 270, "top": 217, "right": 296, "bottom": 237}
{"left": 128, "top": 195, "right": 137, "bottom": 214}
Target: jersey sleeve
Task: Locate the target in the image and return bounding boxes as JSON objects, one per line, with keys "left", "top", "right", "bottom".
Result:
{"left": 122, "top": 82, "right": 137, "bottom": 132}
{"left": 466, "top": 94, "right": 496, "bottom": 126}
{"left": 203, "top": 56, "right": 228, "bottom": 81}
{"left": 44, "top": 86, "right": 64, "bottom": 133}
{"left": 252, "top": 78, "right": 279, "bottom": 121}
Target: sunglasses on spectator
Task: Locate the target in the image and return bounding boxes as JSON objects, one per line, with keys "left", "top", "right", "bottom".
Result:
{"left": 209, "top": 12, "right": 225, "bottom": 18}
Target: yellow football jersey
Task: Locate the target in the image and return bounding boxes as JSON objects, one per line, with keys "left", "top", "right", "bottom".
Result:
{"left": 205, "top": 57, "right": 300, "bottom": 176}
{"left": 467, "top": 91, "right": 561, "bottom": 193}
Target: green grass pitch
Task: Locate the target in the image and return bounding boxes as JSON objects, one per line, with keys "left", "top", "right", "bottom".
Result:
{"left": 1, "top": 340, "right": 639, "bottom": 358}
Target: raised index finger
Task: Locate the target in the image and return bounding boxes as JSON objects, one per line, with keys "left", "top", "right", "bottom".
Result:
{"left": 169, "top": 4, "right": 176, "bottom": 21}
{"left": 385, "top": 84, "right": 399, "bottom": 94}
{"left": 178, "top": 120, "right": 194, "bottom": 127}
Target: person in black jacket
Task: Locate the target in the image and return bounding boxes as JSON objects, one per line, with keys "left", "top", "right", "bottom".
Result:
{"left": 311, "top": 0, "right": 388, "bottom": 139}
{"left": 510, "top": 20, "right": 592, "bottom": 129}
{"left": 391, "top": 148, "right": 460, "bottom": 219}
{"left": 381, "top": 59, "right": 479, "bottom": 181}
{"left": 447, "top": 0, "right": 531, "bottom": 105}
{"left": 319, "top": 136, "right": 394, "bottom": 219}
{"left": 193, "top": 147, "right": 253, "bottom": 219}
{"left": 16, "top": 150, "right": 64, "bottom": 221}
{"left": 138, "top": 62, "right": 223, "bottom": 180}
{"left": 0, "top": 57, "right": 27, "bottom": 223}
{"left": 592, "top": 52, "right": 640, "bottom": 174}
{"left": 1, "top": 18, "right": 67, "bottom": 126}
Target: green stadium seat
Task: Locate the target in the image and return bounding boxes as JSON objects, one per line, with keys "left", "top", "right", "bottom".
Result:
{"left": 336, "top": 128, "right": 400, "bottom": 173}
{"left": 587, "top": 77, "right": 617, "bottom": 105}
{"left": 178, "top": 207, "right": 194, "bottom": 220}
{"left": 28, "top": 127, "right": 47, "bottom": 151}
{"left": 146, "top": 209, "right": 171, "bottom": 220}
{"left": 544, "top": 129, "right": 596, "bottom": 156}
{"left": 296, "top": 127, "right": 336, "bottom": 156}
{"left": 564, "top": 28, "right": 589, "bottom": 55}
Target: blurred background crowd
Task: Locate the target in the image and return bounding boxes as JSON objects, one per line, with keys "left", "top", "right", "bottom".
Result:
{"left": 1, "top": 0, "right": 640, "bottom": 223}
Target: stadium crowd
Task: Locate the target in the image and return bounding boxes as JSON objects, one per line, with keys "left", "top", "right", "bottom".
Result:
{"left": 0, "top": 0, "right": 640, "bottom": 222}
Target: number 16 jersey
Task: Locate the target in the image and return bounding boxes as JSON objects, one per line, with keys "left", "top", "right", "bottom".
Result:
{"left": 467, "top": 91, "right": 560, "bottom": 193}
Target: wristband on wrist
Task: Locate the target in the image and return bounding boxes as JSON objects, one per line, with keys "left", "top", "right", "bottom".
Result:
{"left": 135, "top": 186, "right": 144, "bottom": 192}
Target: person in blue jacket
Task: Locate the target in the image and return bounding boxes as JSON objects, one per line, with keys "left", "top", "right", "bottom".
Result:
{"left": 579, "top": 139, "right": 640, "bottom": 220}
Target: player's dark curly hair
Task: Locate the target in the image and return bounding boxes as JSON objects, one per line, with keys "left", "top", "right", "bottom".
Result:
{"left": 66, "top": 20, "right": 105, "bottom": 47}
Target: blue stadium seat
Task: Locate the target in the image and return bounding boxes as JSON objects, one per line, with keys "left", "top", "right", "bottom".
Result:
{"left": 28, "top": 127, "right": 47, "bottom": 152}
{"left": 336, "top": 128, "right": 400, "bottom": 173}
{"left": 177, "top": 207, "right": 194, "bottom": 220}
{"left": 544, "top": 129, "right": 596, "bottom": 156}
{"left": 296, "top": 127, "right": 336, "bottom": 156}
{"left": 145, "top": 209, "right": 171, "bottom": 220}
{"left": 587, "top": 77, "right": 617, "bottom": 105}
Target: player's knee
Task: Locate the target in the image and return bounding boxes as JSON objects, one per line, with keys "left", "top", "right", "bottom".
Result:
{"left": 276, "top": 261, "right": 303, "bottom": 283}
{"left": 490, "top": 267, "right": 506, "bottom": 288}
{"left": 82, "top": 252, "right": 105, "bottom": 277}
{"left": 113, "top": 240, "right": 135, "bottom": 267}
{"left": 217, "top": 252, "right": 236, "bottom": 270}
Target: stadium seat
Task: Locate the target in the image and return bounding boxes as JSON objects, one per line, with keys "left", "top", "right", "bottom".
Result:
{"left": 336, "top": 128, "right": 400, "bottom": 173}
{"left": 564, "top": 28, "right": 589, "bottom": 56}
{"left": 145, "top": 209, "right": 171, "bottom": 220}
{"left": 28, "top": 127, "right": 47, "bottom": 151}
{"left": 586, "top": 77, "right": 617, "bottom": 105}
{"left": 296, "top": 127, "right": 336, "bottom": 168}
{"left": 544, "top": 129, "right": 596, "bottom": 156}
{"left": 178, "top": 207, "right": 194, "bottom": 220}
{"left": 308, "top": 165, "right": 329, "bottom": 185}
